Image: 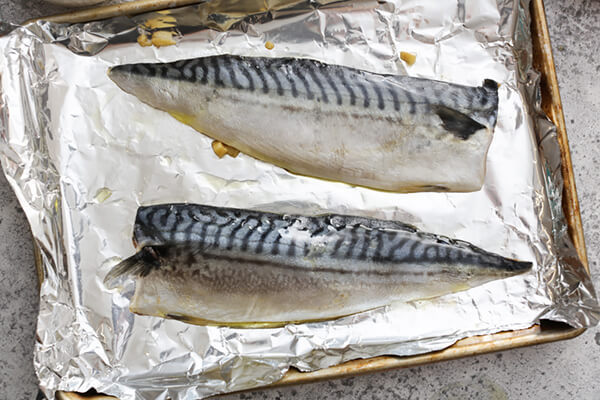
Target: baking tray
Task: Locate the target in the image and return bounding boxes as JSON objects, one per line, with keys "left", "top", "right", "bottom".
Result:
{"left": 25, "top": 0, "right": 587, "bottom": 398}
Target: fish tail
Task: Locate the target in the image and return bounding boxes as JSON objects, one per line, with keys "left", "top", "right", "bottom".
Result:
{"left": 104, "top": 247, "right": 160, "bottom": 289}
{"left": 483, "top": 79, "right": 499, "bottom": 92}
{"left": 477, "top": 248, "right": 532, "bottom": 276}
{"left": 504, "top": 259, "right": 533, "bottom": 274}
{"left": 479, "top": 79, "right": 499, "bottom": 128}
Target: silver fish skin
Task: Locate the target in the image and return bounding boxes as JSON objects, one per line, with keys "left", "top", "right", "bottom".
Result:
{"left": 105, "top": 204, "right": 531, "bottom": 328}
{"left": 108, "top": 55, "right": 499, "bottom": 192}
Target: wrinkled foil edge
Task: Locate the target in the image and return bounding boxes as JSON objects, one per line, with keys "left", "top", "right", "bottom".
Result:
{"left": 512, "top": 0, "right": 598, "bottom": 326}
{"left": 0, "top": 0, "right": 597, "bottom": 399}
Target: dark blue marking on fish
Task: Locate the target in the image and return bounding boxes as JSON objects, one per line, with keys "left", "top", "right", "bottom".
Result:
{"left": 270, "top": 232, "right": 282, "bottom": 255}
{"left": 404, "top": 90, "right": 416, "bottom": 114}
{"left": 182, "top": 60, "right": 198, "bottom": 81}
{"left": 322, "top": 68, "right": 343, "bottom": 105}
{"left": 306, "top": 64, "right": 329, "bottom": 103}
{"left": 197, "top": 58, "right": 208, "bottom": 84}
{"left": 371, "top": 81, "right": 385, "bottom": 110}
{"left": 236, "top": 61, "right": 255, "bottom": 91}
{"left": 282, "top": 69, "right": 299, "bottom": 98}
{"left": 336, "top": 69, "right": 356, "bottom": 106}
{"left": 226, "top": 219, "right": 245, "bottom": 250}
{"left": 166, "top": 67, "right": 181, "bottom": 80}
{"left": 413, "top": 242, "right": 426, "bottom": 259}
{"left": 331, "top": 236, "right": 346, "bottom": 256}
{"left": 211, "top": 57, "right": 224, "bottom": 87}
{"left": 303, "top": 241, "right": 311, "bottom": 256}
{"left": 354, "top": 80, "right": 370, "bottom": 108}
{"left": 287, "top": 238, "right": 296, "bottom": 256}
{"left": 388, "top": 87, "right": 400, "bottom": 111}
{"left": 311, "top": 225, "right": 327, "bottom": 237}
{"left": 159, "top": 208, "right": 169, "bottom": 227}
{"left": 240, "top": 217, "right": 260, "bottom": 251}
{"left": 263, "top": 62, "right": 285, "bottom": 96}
{"left": 136, "top": 64, "right": 151, "bottom": 76}
{"left": 291, "top": 63, "right": 315, "bottom": 100}
{"left": 212, "top": 225, "right": 223, "bottom": 248}
{"left": 254, "top": 221, "right": 273, "bottom": 254}
{"left": 223, "top": 58, "right": 243, "bottom": 90}
{"left": 357, "top": 230, "right": 371, "bottom": 260}
{"left": 344, "top": 226, "right": 360, "bottom": 257}
{"left": 253, "top": 60, "right": 270, "bottom": 93}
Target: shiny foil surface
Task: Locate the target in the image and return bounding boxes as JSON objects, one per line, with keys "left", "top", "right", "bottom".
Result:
{"left": 0, "top": 0, "right": 597, "bottom": 398}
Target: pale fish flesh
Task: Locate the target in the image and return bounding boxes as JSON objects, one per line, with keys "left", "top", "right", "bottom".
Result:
{"left": 105, "top": 204, "right": 531, "bottom": 328}
{"left": 108, "top": 55, "right": 499, "bottom": 192}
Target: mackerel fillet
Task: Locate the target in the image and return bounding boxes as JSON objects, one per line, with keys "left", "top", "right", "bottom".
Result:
{"left": 105, "top": 204, "right": 531, "bottom": 327}
{"left": 108, "top": 55, "right": 499, "bottom": 192}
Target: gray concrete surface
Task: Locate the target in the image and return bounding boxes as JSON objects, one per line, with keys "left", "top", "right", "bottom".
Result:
{"left": 0, "top": 1, "right": 598, "bottom": 399}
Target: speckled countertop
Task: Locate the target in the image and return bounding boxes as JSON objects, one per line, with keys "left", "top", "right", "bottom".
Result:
{"left": 1, "top": 1, "right": 599, "bottom": 399}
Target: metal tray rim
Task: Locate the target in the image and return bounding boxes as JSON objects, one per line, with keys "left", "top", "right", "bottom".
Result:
{"left": 29, "top": 0, "right": 586, "bottom": 398}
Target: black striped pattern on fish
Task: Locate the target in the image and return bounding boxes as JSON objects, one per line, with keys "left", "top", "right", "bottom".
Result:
{"left": 110, "top": 55, "right": 499, "bottom": 140}
{"left": 131, "top": 204, "right": 530, "bottom": 274}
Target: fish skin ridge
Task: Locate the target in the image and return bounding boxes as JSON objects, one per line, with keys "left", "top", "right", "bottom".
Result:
{"left": 131, "top": 204, "right": 531, "bottom": 273}
{"left": 111, "top": 54, "right": 499, "bottom": 139}
{"left": 106, "top": 204, "right": 531, "bottom": 327}
{"left": 134, "top": 243, "right": 481, "bottom": 278}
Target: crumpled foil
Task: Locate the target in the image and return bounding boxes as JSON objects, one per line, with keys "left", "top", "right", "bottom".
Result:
{"left": 0, "top": 0, "right": 598, "bottom": 398}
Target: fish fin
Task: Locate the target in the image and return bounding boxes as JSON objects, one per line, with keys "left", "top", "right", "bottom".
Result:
{"left": 434, "top": 106, "right": 486, "bottom": 140}
{"left": 104, "top": 247, "right": 161, "bottom": 289}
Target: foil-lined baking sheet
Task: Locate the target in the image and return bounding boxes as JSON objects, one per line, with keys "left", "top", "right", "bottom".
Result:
{"left": 0, "top": 0, "right": 598, "bottom": 398}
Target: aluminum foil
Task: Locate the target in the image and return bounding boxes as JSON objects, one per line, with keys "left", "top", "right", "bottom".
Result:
{"left": 0, "top": 0, "right": 598, "bottom": 398}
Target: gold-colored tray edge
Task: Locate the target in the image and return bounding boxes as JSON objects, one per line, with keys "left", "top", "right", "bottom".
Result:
{"left": 32, "top": 0, "right": 586, "bottom": 398}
